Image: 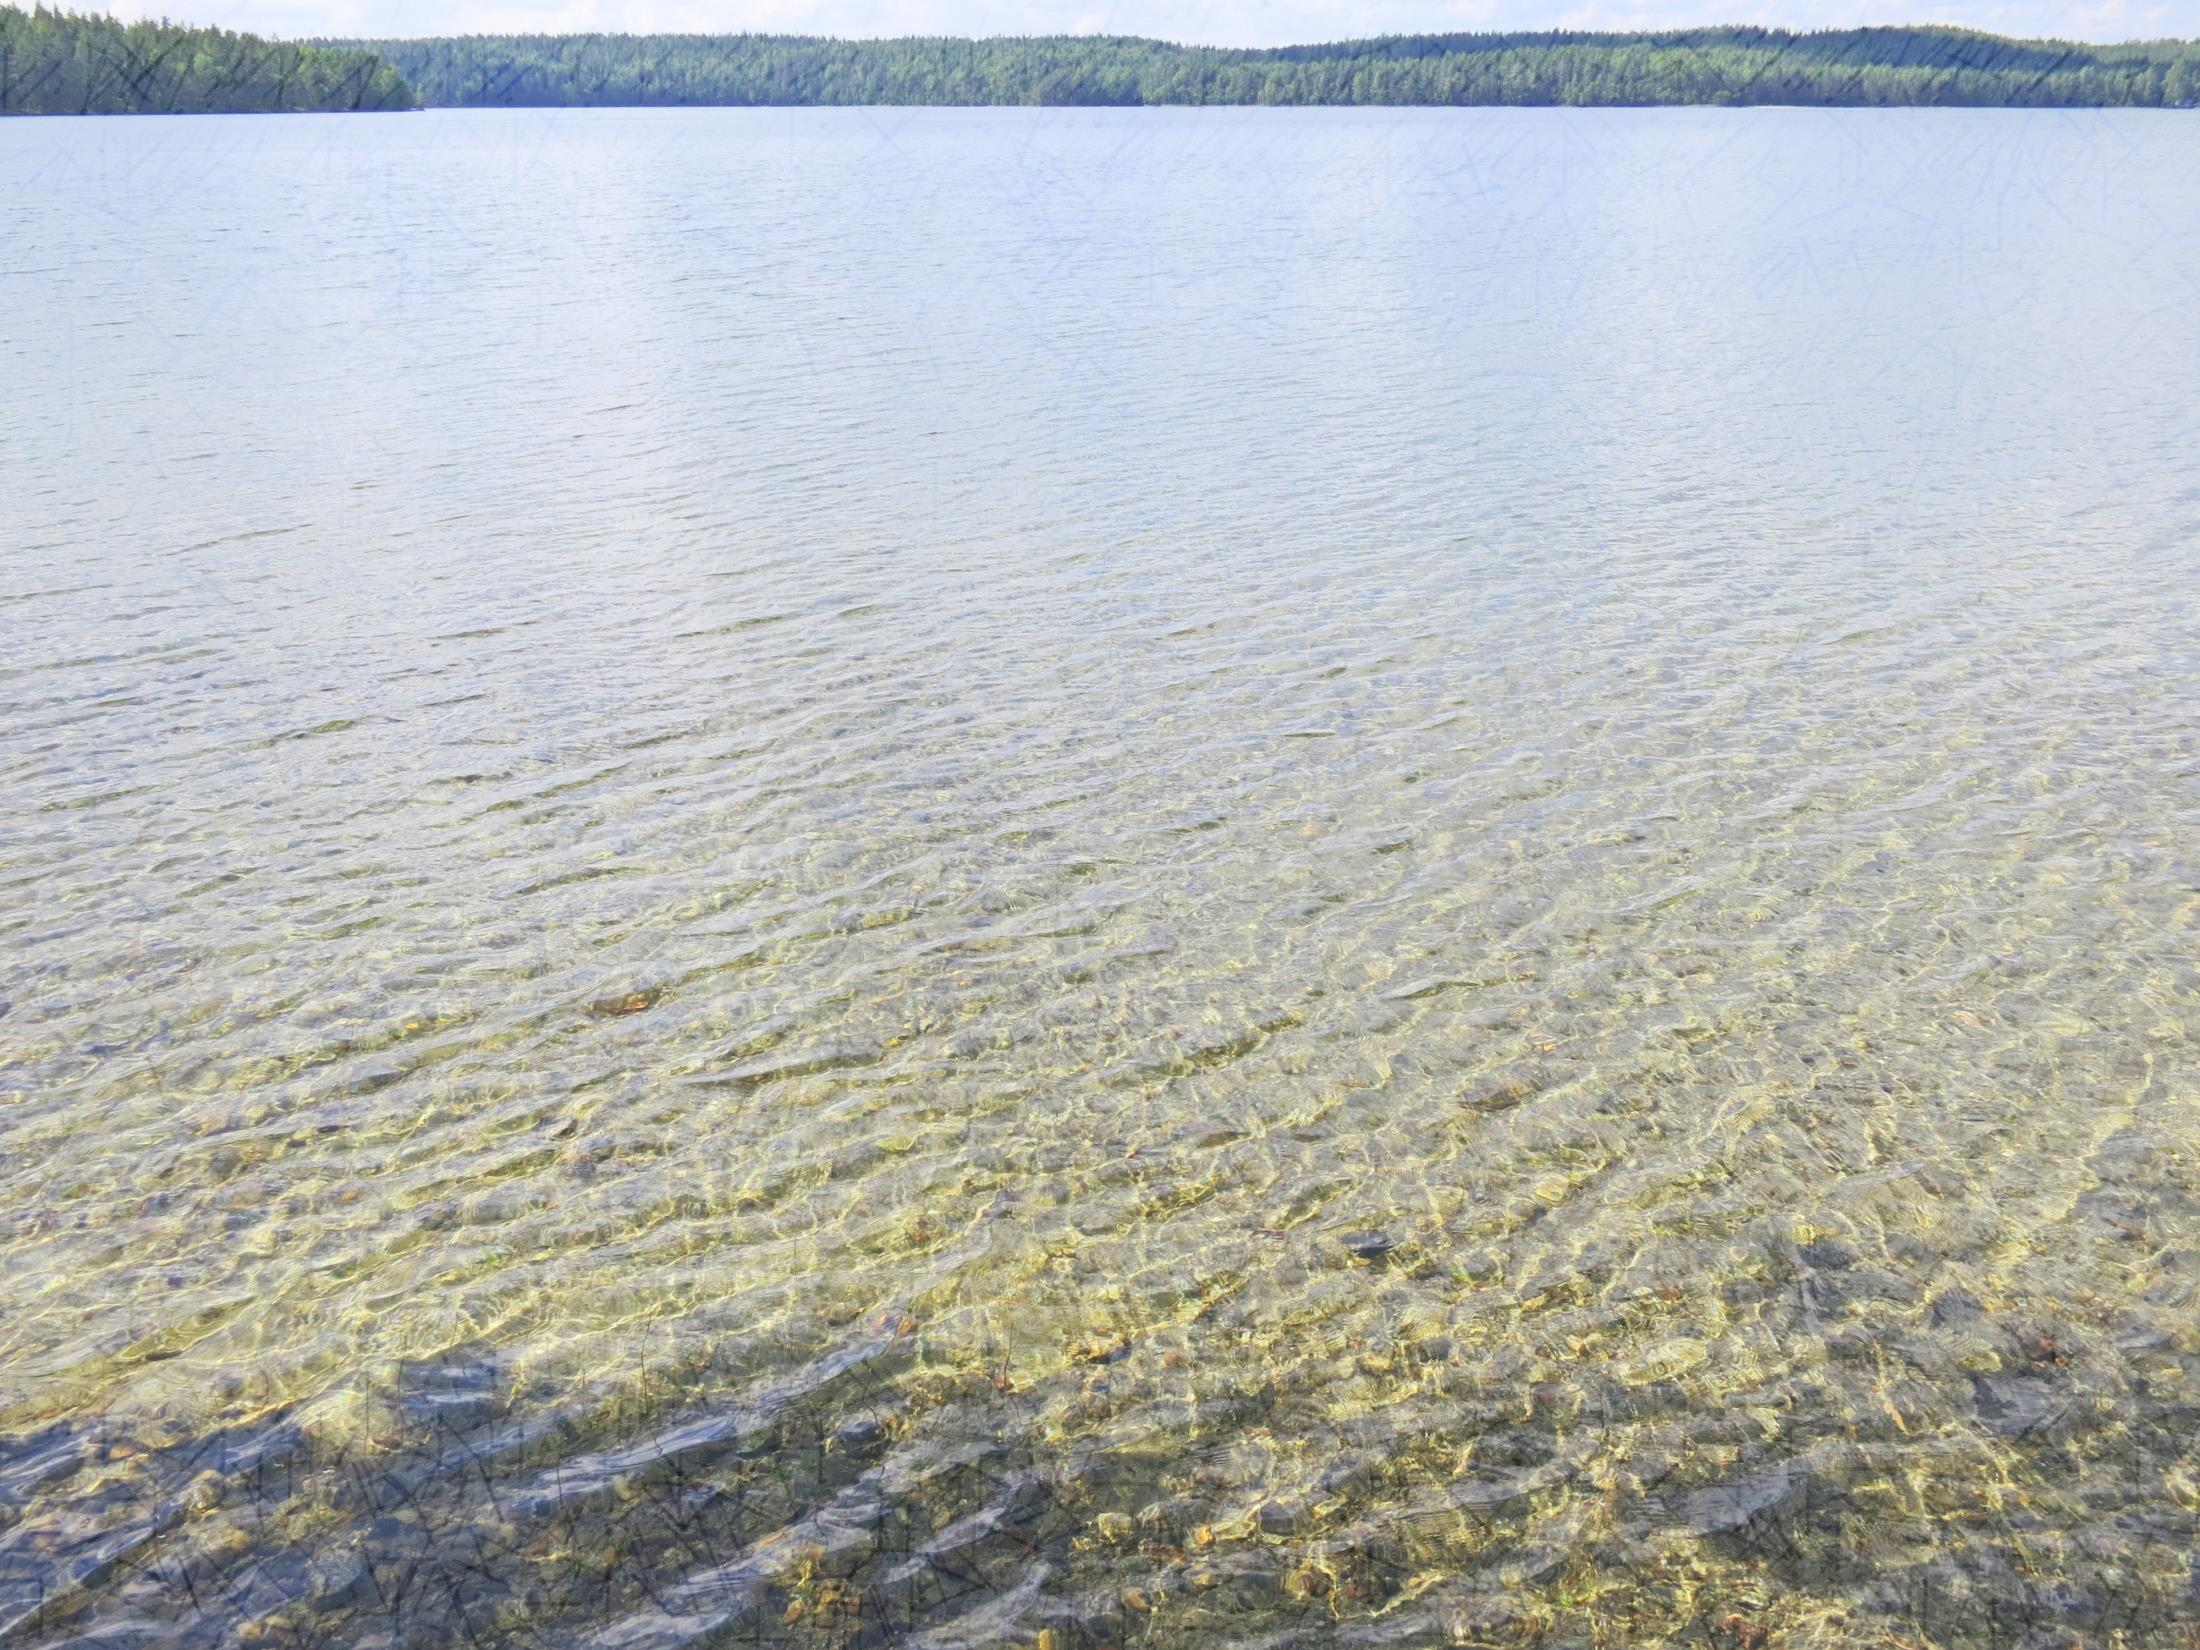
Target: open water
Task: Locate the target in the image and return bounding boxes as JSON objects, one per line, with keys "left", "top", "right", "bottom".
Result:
{"left": 2, "top": 106, "right": 2197, "bottom": 1649}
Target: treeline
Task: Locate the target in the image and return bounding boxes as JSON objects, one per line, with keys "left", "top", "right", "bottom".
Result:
{"left": 359, "top": 26, "right": 2200, "bottom": 109}
{"left": 6, "top": 11, "right": 2195, "bottom": 115}
{"left": 0, "top": 4, "right": 412, "bottom": 113}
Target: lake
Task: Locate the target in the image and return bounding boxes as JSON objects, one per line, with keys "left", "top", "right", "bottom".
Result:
{"left": 2, "top": 106, "right": 2196, "bottom": 1649}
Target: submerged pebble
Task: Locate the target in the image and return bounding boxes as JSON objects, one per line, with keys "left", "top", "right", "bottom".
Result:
{"left": 1342, "top": 1230, "right": 1398, "bottom": 1262}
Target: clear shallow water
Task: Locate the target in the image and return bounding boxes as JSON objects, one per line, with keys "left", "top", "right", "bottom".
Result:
{"left": 2, "top": 105, "right": 2197, "bottom": 1649}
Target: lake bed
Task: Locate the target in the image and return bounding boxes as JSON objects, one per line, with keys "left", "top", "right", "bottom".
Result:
{"left": 2, "top": 107, "right": 2197, "bottom": 1649}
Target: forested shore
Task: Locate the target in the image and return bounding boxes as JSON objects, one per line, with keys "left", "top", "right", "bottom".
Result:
{"left": 361, "top": 27, "right": 2200, "bottom": 109}
{"left": 0, "top": 5, "right": 412, "bottom": 113}
{"left": 6, "top": 8, "right": 2197, "bottom": 115}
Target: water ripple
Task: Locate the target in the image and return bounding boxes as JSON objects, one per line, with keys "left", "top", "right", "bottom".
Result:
{"left": 0, "top": 106, "right": 2196, "bottom": 1650}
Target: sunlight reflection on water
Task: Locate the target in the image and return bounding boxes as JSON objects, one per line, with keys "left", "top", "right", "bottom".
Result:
{"left": 1, "top": 106, "right": 2196, "bottom": 1649}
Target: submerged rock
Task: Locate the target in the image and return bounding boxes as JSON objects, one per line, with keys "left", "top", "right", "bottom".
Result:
{"left": 1969, "top": 1373, "right": 2068, "bottom": 1438}
{"left": 1462, "top": 1068, "right": 1552, "bottom": 1112}
{"left": 1343, "top": 1230, "right": 1399, "bottom": 1262}
{"left": 304, "top": 1547, "right": 372, "bottom": 1613}
{"left": 1928, "top": 1286, "right": 1987, "bottom": 1328}
{"left": 1797, "top": 1237, "right": 1859, "bottom": 1271}
{"left": 1676, "top": 1461, "right": 1807, "bottom": 1541}
{"left": 833, "top": 1416, "right": 886, "bottom": 1453}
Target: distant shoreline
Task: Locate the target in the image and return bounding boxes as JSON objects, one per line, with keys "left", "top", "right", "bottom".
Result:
{"left": 341, "top": 26, "right": 2200, "bottom": 113}
{"left": 4, "top": 12, "right": 2197, "bottom": 116}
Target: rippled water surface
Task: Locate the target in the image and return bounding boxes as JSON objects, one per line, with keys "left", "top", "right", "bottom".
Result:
{"left": 3, "top": 107, "right": 2198, "bottom": 1649}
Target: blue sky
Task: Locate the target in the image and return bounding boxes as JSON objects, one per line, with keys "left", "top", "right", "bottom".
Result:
{"left": 115, "top": 0, "right": 2200, "bottom": 43}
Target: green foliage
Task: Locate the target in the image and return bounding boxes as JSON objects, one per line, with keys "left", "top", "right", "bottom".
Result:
{"left": 3, "top": 8, "right": 2190, "bottom": 116}
{"left": 0, "top": 4, "right": 413, "bottom": 114}
{"left": 357, "top": 25, "right": 2200, "bottom": 109}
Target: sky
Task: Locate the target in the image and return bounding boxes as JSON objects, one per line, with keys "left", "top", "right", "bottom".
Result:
{"left": 109, "top": 0, "right": 2200, "bottom": 45}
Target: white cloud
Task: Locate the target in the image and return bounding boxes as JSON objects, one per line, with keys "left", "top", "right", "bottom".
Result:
{"left": 103, "top": 0, "right": 2200, "bottom": 43}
